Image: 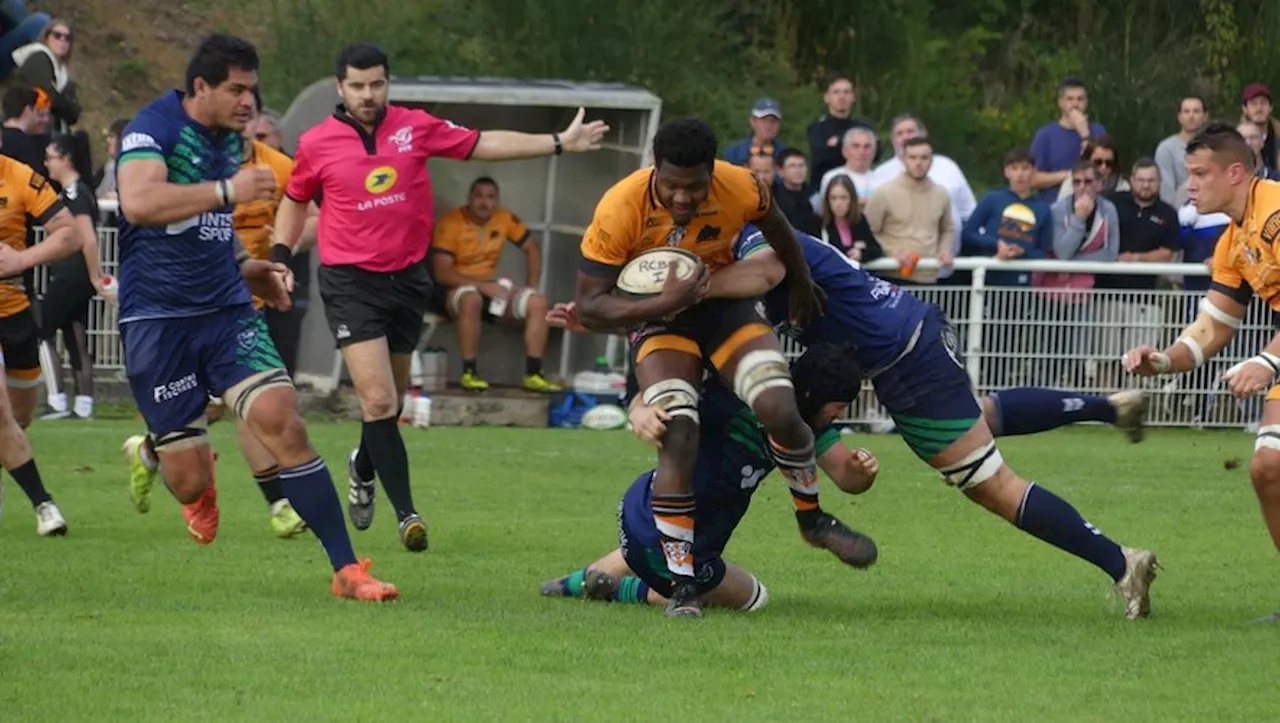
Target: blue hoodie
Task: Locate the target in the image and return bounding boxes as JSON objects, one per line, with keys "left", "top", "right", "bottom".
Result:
{"left": 961, "top": 189, "right": 1053, "bottom": 286}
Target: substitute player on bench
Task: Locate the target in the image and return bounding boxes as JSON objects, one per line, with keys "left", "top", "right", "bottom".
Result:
{"left": 1124, "top": 122, "right": 1280, "bottom": 622}
{"left": 573, "top": 118, "right": 824, "bottom": 618}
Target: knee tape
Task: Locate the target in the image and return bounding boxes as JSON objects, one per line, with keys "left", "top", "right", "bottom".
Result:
{"left": 154, "top": 417, "right": 209, "bottom": 451}
{"left": 1255, "top": 425, "right": 1280, "bottom": 452}
{"left": 223, "top": 368, "right": 294, "bottom": 422}
{"left": 937, "top": 441, "right": 1004, "bottom": 490}
{"left": 642, "top": 379, "right": 699, "bottom": 424}
{"left": 740, "top": 574, "right": 769, "bottom": 612}
{"left": 511, "top": 288, "right": 534, "bottom": 321}
{"left": 448, "top": 285, "right": 479, "bottom": 316}
{"left": 733, "top": 349, "right": 793, "bottom": 408}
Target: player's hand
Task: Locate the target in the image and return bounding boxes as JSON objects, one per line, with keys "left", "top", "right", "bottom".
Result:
{"left": 1222, "top": 358, "right": 1277, "bottom": 399}
{"left": 629, "top": 403, "right": 670, "bottom": 448}
{"left": 787, "top": 278, "right": 826, "bottom": 328}
{"left": 848, "top": 448, "right": 879, "bottom": 493}
{"left": 657, "top": 258, "right": 710, "bottom": 316}
{"left": 1122, "top": 345, "right": 1169, "bottom": 376}
{"left": 546, "top": 302, "right": 588, "bottom": 333}
{"left": 241, "top": 259, "right": 294, "bottom": 311}
{"left": 0, "top": 244, "right": 30, "bottom": 278}
{"left": 558, "top": 108, "right": 610, "bottom": 153}
{"left": 229, "top": 167, "right": 277, "bottom": 204}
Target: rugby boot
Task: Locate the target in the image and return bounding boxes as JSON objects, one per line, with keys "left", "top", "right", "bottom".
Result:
{"left": 269, "top": 499, "right": 308, "bottom": 539}
{"left": 35, "top": 501, "right": 68, "bottom": 536}
{"left": 1109, "top": 390, "right": 1149, "bottom": 443}
{"left": 399, "top": 513, "right": 428, "bottom": 552}
{"left": 122, "top": 435, "right": 157, "bottom": 514}
{"left": 182, "top": 483, "right": 220, "bottom": 545}
{"left": 665, "top": 579, "right": 703, "bottom": 618}
{"left": 1113, "top": 546, "right": 1158, "bottom": 619}
{"left": 460, "top": 370, "right": 489, "bottom": 391}
{"left": 799, "top": 511, "right": 878, "bottom": 569}
{"left": 582, "top": 569, "right": 621, "bottom": 601}
{"left": 346, "top": 448, "right": 376, "bottom": 530}
{"left": 522, "top": 373, "right": 562, "bottom": 393}
{"left": 1250, "top": 611, "right": 1280, "bottom": 623}
{"left": 331, "top": 558, "right": 399, "bottom": 601}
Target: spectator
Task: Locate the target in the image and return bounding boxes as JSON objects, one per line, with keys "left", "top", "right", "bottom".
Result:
{"left": 721, "top": 98, "right": 786, "bottom": 166}
{"left": 0, "top": 85, "right": 47, "bottom": 175}
{"left": 1238, "top": 121, "right": 1280, "bottom": 180}
{"left": 806, "top": 72, "right": 874, "bottom": 183}
{"left": 869, "top": 114, "right": 976, "bottom": 282}
{"left": 1030, "top": 77, "right": 1106, "bottom": 203}
{"left": 818, "top": 174, "right": 881, "bottom": 263}
{"left": 430, "top": 177, "right": 560, "bottom": 393}
{"left": 745, "top": 152, "right": 775, "bottom": 188}
{"left": 0, "top": 0, "right": 48, "bottom": 80}
{"left": 11, "top": 18, "right": 78, "bottom": 133}
{"left": 811, "top": 126, "right": 876, "bottom": 213}
{"left": 1058, "top": 135, "right": 1130, "bottom": 199}
{"left": 249, "top": 108, "right": 285, "bottom": 151}
{"left": 1095, "top": 157, "right": 1180, "bottom": 389}
{"left": 1154, "top": 95, "right": 1207, "bottom": 204}
{"left": 92, "top": 118, "right": 129, "bottom": 201}
{"left": 772, "top": 148, "right": 821, "bottom": 236}
{"left": 1241, "top": 83, "right": 1279, "bottom": 171}
{"left": 864, "top": 137, "right": 953, "bottom": 285}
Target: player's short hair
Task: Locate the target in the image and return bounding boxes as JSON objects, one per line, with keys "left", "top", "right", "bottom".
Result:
{"left": 336, "top": 43, "right": 389, "bottom": 80}
{"left": 1058, "top": 76, "right": 1087, "bottom": 95}
{"left": 777, "top": 147, "right": 807, "bottom": 165}
{"left": 903, "top": 137, "right": 932, "bottom": 152}
{"left": 469, "top": 176, "right": 498, "bottom": 194}
{"left": 1187, "top": 121, "right": 1255, "bottom": 170}
{"left": 1131, "top": 156, "right": 1158, "bottom": 176}
{"left": 1003, "top": 148, "right": 1035, "bottom": 167}
{"left": 653, "top": 118, "right": 718, "bottom": 171}
{"left": 790, "top": 342, "right": 862, "bottom": 424}
{"left": 186, "top": 34, "right": 259, "bottom": 95}
{"left": 1, "top": 86, "right": 37, "bottom": 119}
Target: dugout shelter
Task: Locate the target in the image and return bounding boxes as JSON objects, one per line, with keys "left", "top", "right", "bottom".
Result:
{"left": 278, "top": 76, "right": 663, "bottom": 391}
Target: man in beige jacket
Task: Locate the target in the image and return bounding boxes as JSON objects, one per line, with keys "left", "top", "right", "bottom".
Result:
{"left": 865, "top": 137, "right": 953, "bottom": 284}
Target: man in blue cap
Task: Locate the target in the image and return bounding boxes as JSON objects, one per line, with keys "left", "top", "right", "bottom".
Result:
{"left": 722, "top": 97, "right": 788, "bottom": 167}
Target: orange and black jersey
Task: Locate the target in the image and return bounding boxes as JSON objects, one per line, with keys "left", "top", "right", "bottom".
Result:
{"left": 0, "top": 156, "right": 64, "bottom": 316}
{"left": 1209, "top": 178, "right": 1280, "bottom": 310}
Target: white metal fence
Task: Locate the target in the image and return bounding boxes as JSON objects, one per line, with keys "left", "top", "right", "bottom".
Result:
{"left": 26, "top": 214, "right": 1269, "bottom": 429}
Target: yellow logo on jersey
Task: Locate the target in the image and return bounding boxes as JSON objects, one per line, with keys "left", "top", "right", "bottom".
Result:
{"left": 364, "top": 166, "right": 398, "bottom": 194}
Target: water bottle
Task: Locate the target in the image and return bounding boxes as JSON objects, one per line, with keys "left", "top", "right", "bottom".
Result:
{"left": 412, "top": 391, "right": 432, "bottom": 429}
{"left": 399, "top": 387, "right": 421, "bottom": 425}
{"left": 488, "top": 277, "right": 514, "bottom": 317}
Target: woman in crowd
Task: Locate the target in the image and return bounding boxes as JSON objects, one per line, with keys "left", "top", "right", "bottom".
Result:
{"left": 819, "top": 174, "right": 882, "bottom": 263}
{"left": 1057, "top": 135, "right": 1130, "bottom": 199}
{"left": 11, "top": 17, "right": 78, "bottom": 133}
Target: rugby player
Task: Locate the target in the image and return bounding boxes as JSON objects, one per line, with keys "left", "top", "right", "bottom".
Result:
{"left": 0, "top": 135, "right": 81, "bottom": 535}
{"left": 114, "top": 34, "right": 396, "bottom": 601}
{"left": 541, "top": 343, "right": 879, "bottom": 611}
{"left": 689, "top": 225, "right": 1158, "bottom": 618}
{"left": 573, "top": 118, "right": 826, "bottom": 617}
{"left": 1124, "top": 122, "right": 1280, "bottom": 621}
{"left": 271, "top": 43, "right": 608, "bottom": 553}
{"left": 123, "top": 91, "right": 317, "bottom": 539}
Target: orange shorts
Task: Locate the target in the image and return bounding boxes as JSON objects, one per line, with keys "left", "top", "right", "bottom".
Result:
{"left": 628, "top": 298, "right": 774, "bottom": 370}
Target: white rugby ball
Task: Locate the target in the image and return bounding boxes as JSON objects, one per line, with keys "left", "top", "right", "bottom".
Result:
{"left": 616, "top": 247, "right": 700, "bottom": 297}
{"left": 580, "top": 403, "right": 628, "bottom": 430}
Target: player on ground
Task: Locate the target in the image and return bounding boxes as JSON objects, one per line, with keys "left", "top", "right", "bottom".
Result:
{"left": 1123, "top": 122, "right": 1280, "bottom": 622}
{"left": 573, "top": 118, "right": 825, "bottom": 617}
{"left": 123, "top": 91, "right": 316, "bottom": 539}
{"left": 0, "top": 147, "right": 81, "bottom": 535}
{"left": 541, "top": 343, "right": 879, "bottom": 611}
{"left": 114, "top": 34, "right": 395, "bottom": 600}
{"left": 271, "top": 43, "right": 608, "bottom": 552}
{"left": 697, "top": 225, "right": 1158, "bottom": 618}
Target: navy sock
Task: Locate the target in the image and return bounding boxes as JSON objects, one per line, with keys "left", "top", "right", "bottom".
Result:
{"left": 8, "top": 459, "right": 51, "bottom": 507}
{"left": 990, "top": 388, "right": 1116, "bottom": 436}
{"left": 279, "top": 457, "right": 358, "bottom": 571}
{"left": 254, "top": 466, "right": 285, "bottom": 505}
{"left": 1016, "top": 483, "right": 1127, "bottom": 581}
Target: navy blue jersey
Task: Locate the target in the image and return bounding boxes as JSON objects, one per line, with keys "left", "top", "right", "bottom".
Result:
{"left": 734, "top": 225, "right": 931, "bottom": 373}
{"left": 116, "top": 91, "right": 251, "bottom": 323}
{"left": 624, "top": 377, "right": 840, "bottom": 560}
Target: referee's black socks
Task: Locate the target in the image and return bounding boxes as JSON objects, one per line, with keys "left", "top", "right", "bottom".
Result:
{"left": 361, "top": 417, "right": 416, "bottom": 522}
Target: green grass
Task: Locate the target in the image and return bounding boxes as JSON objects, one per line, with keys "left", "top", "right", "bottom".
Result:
{"left": 1, "top": 422, "right": 1276, "bottom": 721}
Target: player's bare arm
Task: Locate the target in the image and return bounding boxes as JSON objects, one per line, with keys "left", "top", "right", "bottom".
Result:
{"left": 0, "top": 208, "right": 80, "bottom": 276}
{"left": 521, "top": 238, "right": 542, "bottom": 288}
{"left": 118, "top": 157, "right": 276, "bottom": 226}
{"left": 1221, "top": 331, "right": 1280, "bottom": 398}
{"left": 754, "top": 203, "right": 825, "bottom": 324}
{"left": 817, "top": 443, "right": 878, "bottom": 495}
{"left": 431, "top": 252, "right": 510, "bottom": 298}
{"left": 545, "top": 301, "right": 626, "bottom": 335}
{"left": 470, "top": 108, "right": 609, "bottom": 160}
{"left": 573, "top": 264, "right": 709, "bottom": 331}
{"left": 707, "top": 247, "right": 786, "bottom": 299}
{"left": 1124, "top": 289, "right": 1243, "bottom": 376}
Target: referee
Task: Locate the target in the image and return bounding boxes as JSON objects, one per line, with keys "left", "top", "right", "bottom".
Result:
{"left": 272, "top": 43, "right": 608, "bottom": 552}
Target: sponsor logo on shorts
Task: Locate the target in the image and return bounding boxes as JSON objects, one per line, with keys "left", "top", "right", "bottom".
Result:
{"left": 154, "top": 373, "right": 199, "bottom": 403}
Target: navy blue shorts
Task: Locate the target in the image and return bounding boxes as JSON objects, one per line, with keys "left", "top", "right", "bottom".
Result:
{"left": 617, "top": 471, "right": 728, "bottom": 597}
{"left": 871, "top": 306, "right": 982, "bottom": 460}
{"left": 121, "top": 305, "right": 285, "bottom": 437}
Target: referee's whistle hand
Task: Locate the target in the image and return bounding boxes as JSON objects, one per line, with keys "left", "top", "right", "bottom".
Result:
{"left": 559, "top": 107, "right": 610, "bottom": 152}
{"left": 232, "top": 167, "right": 279, "bottom": 203}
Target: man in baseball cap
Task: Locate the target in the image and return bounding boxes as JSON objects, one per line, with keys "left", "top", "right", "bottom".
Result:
{"left": 1242, "top": 82, "right": 1278, "bottom": 172}
{"left": 722, "top": 96, "right": 787, "bottom": 167}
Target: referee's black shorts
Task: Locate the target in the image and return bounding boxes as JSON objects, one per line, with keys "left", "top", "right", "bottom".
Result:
{"left": 317, "top": 260, "right": 432, "bottom": 354}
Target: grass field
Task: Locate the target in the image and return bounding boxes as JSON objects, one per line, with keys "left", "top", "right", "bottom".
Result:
{"left": 1, "top": 420, "right": 1276, "bottom": 722}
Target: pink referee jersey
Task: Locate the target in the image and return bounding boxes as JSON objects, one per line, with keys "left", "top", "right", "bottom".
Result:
{"left": 286, "top": 104, "right": 481, "bottom": 273}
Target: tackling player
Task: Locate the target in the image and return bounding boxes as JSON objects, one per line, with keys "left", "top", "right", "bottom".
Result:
{"left": 541, "top": 343, "right": 879, "bottom": 611}
{"left": 271, "top": 43, "right": 608, "bottom": 553}
{"left": 573, "top": 117, "right": 825, "bottom": 617}
{"left": 0, "top": 143, "right": 81, "bottom": 535}
{"left": 1124, "top": 122, "right": 1280, "bottom": 622}
{"left": 700, "top": 225, "right": 1158, "bottom": 619}
{"left": 122, "top": 91, "right": 317, "bottom": 540}
{"left": 115, "top": 34, "right": 395, "bottom": 601}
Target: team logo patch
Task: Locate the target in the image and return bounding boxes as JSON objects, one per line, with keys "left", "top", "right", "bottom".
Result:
{"left": 387, "top": 126, "right": 413, "bottom": 153}
{"left": 364, "top": 166, "right": 399, "bottom": 194}
{"left": 1261, "top": 211, "right": 1280, "bottom": 244}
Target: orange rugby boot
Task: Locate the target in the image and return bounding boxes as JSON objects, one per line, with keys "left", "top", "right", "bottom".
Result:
{"left": 182, "top": 482, "right": 220, "bottom": 545}
{"left": 331, "top": 559, "right": 399, "bottom": 602}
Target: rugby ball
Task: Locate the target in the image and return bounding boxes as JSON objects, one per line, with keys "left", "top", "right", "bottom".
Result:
{"left": 616, "top": 247, "right": 700, "bottom": 298}
{"left": 580, "top": 403, "right": 628, "bottom": 430}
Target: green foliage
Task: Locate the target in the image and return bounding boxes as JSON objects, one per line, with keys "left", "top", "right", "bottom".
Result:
{"left": 262, "top": 0, "right": 1279, "bottom": 188}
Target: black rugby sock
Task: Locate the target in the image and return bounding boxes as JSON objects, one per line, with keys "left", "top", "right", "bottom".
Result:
{"left": 254, "top": 466, "right": 285, "bottom": 506}
{"left": 362, "top": 417, "right": 416, "bottom": 521}
{"left": 9, "top": 459, "right": 52, "bottom": 507}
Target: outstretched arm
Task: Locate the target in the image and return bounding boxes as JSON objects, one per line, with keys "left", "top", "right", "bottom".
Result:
{"left": 471, "top": 108, "right": 610, "bottom": 160}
